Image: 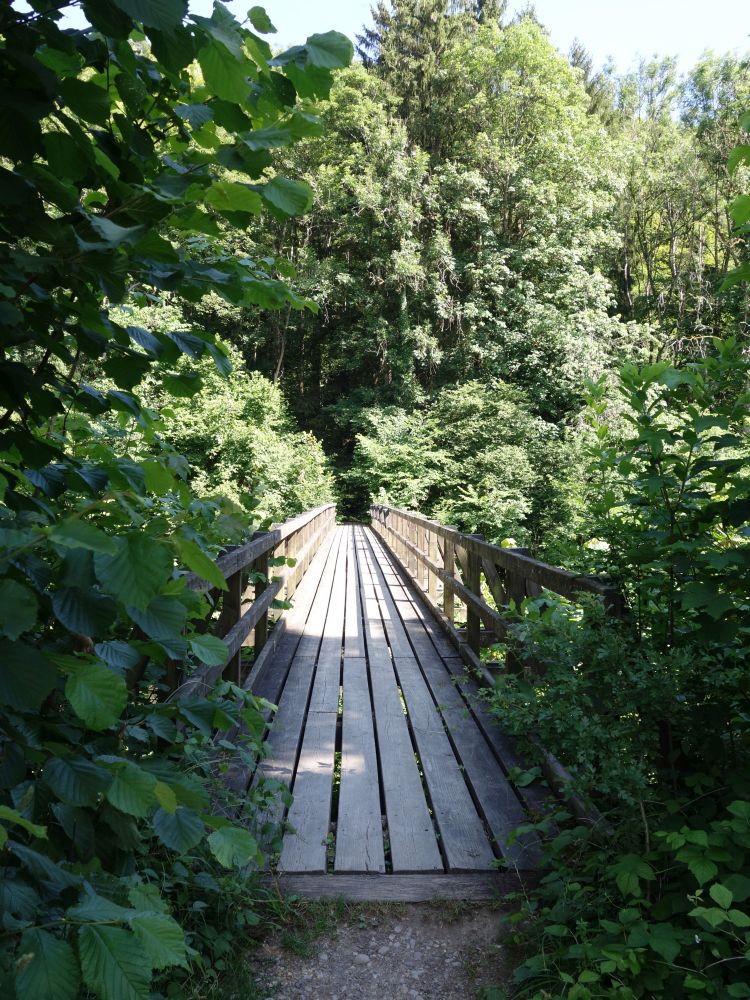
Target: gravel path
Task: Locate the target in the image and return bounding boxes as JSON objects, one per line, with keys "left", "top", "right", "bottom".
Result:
{"left": 251, "top": 903, "right": 509, "bottom": 999}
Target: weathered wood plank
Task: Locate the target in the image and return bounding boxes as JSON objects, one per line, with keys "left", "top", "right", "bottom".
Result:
{"left": 335, "top": 657, "right": 386, "bottom": 873}
{"left": 279, "top": 528, "right": 347, "bottom": 873}
{"left": 372, "top": 534, "right": 552, "bottom": 820}
{"left": 355, "top": 527, "right": 443, "bottom": 874}
{"left": 270, "top": 870, "right": 539, "bottom": 902}
{"left": 344, "top": 527, "right": 365, "bottom": 658}
{"left": 252, "top": 655, "right": 317, "bottom": 830}
{"left": 361, "top": 531, "right": 494, "bottom": 871}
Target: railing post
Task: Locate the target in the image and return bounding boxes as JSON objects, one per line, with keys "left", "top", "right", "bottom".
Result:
{"left": 220, "top": 570, "right": 243, "bottom": 684}
{"left": 466, "top": 535, "right": 482, "bottom": 656}
{"left": 252, "top": 549, "right": 269, "bottom": 657}
{"left": 428, "top": 522, "right": 437, "bottom": 601}
{"left": 444, "top": 527, "right": 456, "bottom": 625}
{"left": 407, "top": 515, "right": 417, "bottom": 578}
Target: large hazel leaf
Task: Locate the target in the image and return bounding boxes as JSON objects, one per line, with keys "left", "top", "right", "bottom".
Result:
{"left": 65, "top": 660, "right": 128, "bottom": 730}
{"left": 78, "top": 925, "right": 151, "bottom": 1000}
{"left": 261, "top": 176, "right": 313, "bottom": 216}
{"left": 190, "top": 634, "right": 228, "bottom": 666}
{"left": 50, "top": 519, "right": 117, "bottom": 554}
{"left": 16, "top": 929, "right": 80, "bottom": 1000}
{"left": 94, "top": 534, "right": 173, "bottom": 610}
{"left": 207, "top": 826, "right": 258, "bottom": 868}
{"left": 104, "top": 761, "right": 157, "bottom": 817}
{"left": 0, "top": 579, "right": 37, "bottom": 639}
{"left": 176, "top": 536, "right": 226, "bottom": 590}
{"left": 152, "top": 806, "right": 204, "bottom": 852}
{"left": 52, "top": 587, "right": 117, "bottom": 637}
{"left": 111, "top": 0, "right": 187, "bottom": 29}
{"left": 304, "top": 31, "right": 354, "bottom": 69}
{"left": 198, "top": 42, "right": 251, "bottom": 102}
{"left": 205, "top": 180, "right": 262, "bottom": 215}
{"left": 129, "top": 913, "right": 187, "bottom": 969}
{"left": 44, "top": 755, "right": 112, "bottom": 807}
{"left": 0, "top": 640, "right": 58, "bottom": 711}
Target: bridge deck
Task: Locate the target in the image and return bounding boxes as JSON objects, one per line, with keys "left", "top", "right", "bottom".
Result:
{"left": 250, "top": 524, "right": 544, "bottom": 900}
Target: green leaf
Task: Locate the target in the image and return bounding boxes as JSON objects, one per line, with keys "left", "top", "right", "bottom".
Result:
{"left": 78, "top": 925, "right": 151, "bottom": 1000}
{"left": 709, "top": 883, "right": 733, "bottom": 910}
{"left": 730, "top": 193, "right": 750, "bottom": 226}
{"left": 688, "top": 857, "right": 718, "bottom": 886}
{"left": 725, "top": 873, "right": 750, "bottom": 902}
{"left": 248, "top": 6, "right": 276, "bottom": 32}
{"left": 205, "top": 180, "right": 263, "bottom": 215}
{"left": 681, "top": 581, "right": 734, "bottom": 620}
{"left": 0, "top": 640, "right": 58, "bottom": 711}
{"left": 647, "top": 924, "right": 681, "bottom": 963}
{"left": 111, "top": 0, "right": 187, "bottom": 29}
{"left": 728, "top": 144, "right": 750, "bottom": 173}
{"left": 51, "top": 520, "right": 117, "bottom": 554}
{"left": 95, "top": 640, "right": 141, "bottom": 672}
{"left": 0, "top": 805, "right": 46, "bottom": 839}
{"left": 58, "top": 78, "right": 111, "bottom": 126}
{"left": 67, "top": 893, "right": 133, "bottom": 923}
{"left": 0, "top": 579, "right": 38, "bottom": 640}
{"left": 65, "top": 660, "right": 128, "bottom": 730}
{"left": 143, "top": 459, "right": 176, "bottom": 495}
{"left": 104, "top": 761, "right": 157, "bottom": 817}
{"left": 128, "top": 596, "right": 187, "bottom": 657}
{"left": 198, "top": 43, "right": 251, "bottom": 102}
{"left": 94, "top": 534, "right": 173, "bottom": 610}
{"left": 207, "top": 826, "right": 258, "bottom": 868}
{"left": 261, "top": 176, "right": 313, "bottom": 216}
{"left": 177, "top": 536, "right": 227, "bottom": 590}
{"left": 44, "top": 755, "right": 112, "bottom": 807}
{"left": 304, "top": 31, "right": 353, "bottom": 69}
{"left": 152, "top": 806, "right": 204, "bottom": 851}
{"left": 727, "top": 908, "right": 750, "bottom": 928}
{"left": 16, "top": 929, "right": 80, "bottom": 1000}
{"left": 52, "top": 587, "right": 117, "bottom": 637}
{"left": 153, "top": 781, "right": 178, "bottom": 814}
{"left": 129, "top": 913, "right": 187, "bottom": 969}
{"left": 87, "top": 215, "right": 146, "bottom": 247}
{"left": 190, "top": 633, "right": 228, "bottom": 666}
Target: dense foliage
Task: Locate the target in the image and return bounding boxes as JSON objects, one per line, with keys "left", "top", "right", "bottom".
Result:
{"left": 0, "top": 2, "right": 349, "bottom": 997}
{"left": 484, "top": 134, "right": 750, "bottom": 997}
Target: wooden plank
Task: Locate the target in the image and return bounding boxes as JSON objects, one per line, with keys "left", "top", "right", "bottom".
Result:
{"left": 371, "top": 532, "right": 552, "bottom": 821}
{"left": 252, "top": 655, "right": 317, "bottom": 830}
{"left": 334, "top": 657, "right": 385, "bottom": 873}
{"left": 344, "top": 528, "right": 365, "bottom": 657}
{"left": 225, "top": 529, "right": 341, "bottom": 796}
{"left": 360, "top": 532, "right": 494, "bottom": 871}
{"left": 364, "top": 543, "right": 540, "bottom": 868}
{"left": 279, "top": 528, "right": 347, "bottom": 873}
{"left": 270, "top": 870, "right": 539, "bottom": 902}
{"left": 250, "top": 524, "right": 338, "bottom": 706}
{"left": 366, "top": 535, "right": 541, "bottom": 865}
{"left": 354, "top": 527, "right": 443, "bottom": 874}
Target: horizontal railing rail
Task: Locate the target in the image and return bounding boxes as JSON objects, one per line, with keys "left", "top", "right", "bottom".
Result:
{"left": 172, "top": 503, "right": 336, "bottom": 700}
{"left": 370, "top": 503, "right": 623, "bottom": 673}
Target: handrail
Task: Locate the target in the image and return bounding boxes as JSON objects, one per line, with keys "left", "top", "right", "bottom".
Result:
{"left": 174, "top": 503, "right": 336, "bottom": 699}
{"left": 370, "top": 503, "right": 623, "bottom": 673}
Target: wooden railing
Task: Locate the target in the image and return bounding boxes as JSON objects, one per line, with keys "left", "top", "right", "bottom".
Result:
{"left": 370, "top": 504, "right": 623, "bottom": 672}
{"left": 172, "top": 503, "right": 336, "bottom": 700}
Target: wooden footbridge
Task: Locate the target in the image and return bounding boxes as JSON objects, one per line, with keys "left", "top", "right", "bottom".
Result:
{"left": 180, "top": 504, "right": 622, "bottom": 900}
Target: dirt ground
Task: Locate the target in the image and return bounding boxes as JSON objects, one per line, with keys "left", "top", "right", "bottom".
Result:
{"left": 250, "top": 902, "right": 510, "bottom": 999}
